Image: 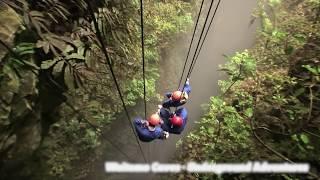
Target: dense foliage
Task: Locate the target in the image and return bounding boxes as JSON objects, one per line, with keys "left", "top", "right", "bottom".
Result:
{"left": 178, "top": 0, "right": 320, "bottom": 179}
{"left": 0, "top": 0, "right": 194, "bottom": 179}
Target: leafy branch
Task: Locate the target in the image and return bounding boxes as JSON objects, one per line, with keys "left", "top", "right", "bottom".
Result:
{"left": 222, "top": 64, "right": 242, "bottom": 96}
{"left": 249, "top": 89, "right": 319, "bottom": 179}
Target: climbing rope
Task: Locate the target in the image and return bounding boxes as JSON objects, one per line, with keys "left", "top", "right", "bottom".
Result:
{"left": 85, "top": 0, "right": 147, "bottom": 163}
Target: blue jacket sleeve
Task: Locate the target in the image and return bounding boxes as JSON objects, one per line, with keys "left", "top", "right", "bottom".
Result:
{"left": 134, "top": 118, "right": 148, "bottom": 135}
{"left": 134, "top": 118, "right": 143, "bottom": 125}
{"left": 134, "top": 125, "right": 144, "bottom": 137}
{"left": 155, "top": 127, "right": 165, "bottom": 140}
{"left": 165, "top": 92, "right": 172, "bottom": 98}
{"left": 134, "top": 118, "right": 145, "bottom": 134}
{"left": 162, "top": 99, "right": 171, "bottom": 109}
{"left": 181, "top": 83, "right": 191, "bottom": 95}
{"left": 162, "top": 99, "right": 186, "bottom": 108}
{"left": 177, "top": 101, "right": 186, "bottom": 106}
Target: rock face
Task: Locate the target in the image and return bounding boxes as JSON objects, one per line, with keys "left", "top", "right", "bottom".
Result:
{"left": 0, "top": 4, "right": 22, "bottom": 60}
{"left": 0, "top": 5, "right": 43, "bottom": 178}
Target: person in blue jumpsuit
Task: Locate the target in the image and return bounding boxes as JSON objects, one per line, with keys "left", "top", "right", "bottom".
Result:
{"left": 160, "top": 107, "right": 188, "bottom": 134}
{"left": 134, "top": 113, "right": 169, "bottom": 142}
{"left": 162, "top": 78, "right": 191, "bottom": 109}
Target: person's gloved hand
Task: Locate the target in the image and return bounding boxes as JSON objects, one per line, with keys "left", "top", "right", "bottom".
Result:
{"left": 186, "top": 78, "right": 190, "bottom": 85}
{"left": 157, "top": 105, "right": 162, "bottom": 113}
{"left": 181, "top": 92, "right": 189, "bottom": 101}
{"left": 141, "top": 119, "right": 148, "bottom": 127}
{"left": 163, "top": 131, "right": 169, "bottom": 139}
{"left": 159, "top": 118, "right": 164, "bottom": 125}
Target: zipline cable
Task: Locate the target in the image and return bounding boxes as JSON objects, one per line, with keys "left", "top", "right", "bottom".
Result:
{"left": 178, "top": 0, "right": 216, "bottom": 97}
{"left": 189, "top": 0, "right": 221, "bottom": 75}
{"left": 177, "top": 0, "right": 205, "bottom": 89}
{"left": 85, "top": 0, "right": 147, "bottom": 163}
{"left": 185, "top": 0, "right": 216, "bottom": 79}
{"left": 140, "top": 0, "right": 147, "bottom": 123}
{"left": 139, "top": 0, "right": 151, "bottom": 164}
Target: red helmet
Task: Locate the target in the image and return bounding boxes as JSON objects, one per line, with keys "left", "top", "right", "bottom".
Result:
{"left": 172, "top": 91, "right": 183, "bottom": 101}
{"left": 148, "top": 113, "right": 160, "bottom": 126}
{"left": 171, "top": 115, "right": 183, "bottom": 127}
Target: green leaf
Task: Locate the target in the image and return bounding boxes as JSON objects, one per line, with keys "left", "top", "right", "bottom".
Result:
{"left": 282, "top": 174, "right": 294, "bottom": 180}
{"left": 22, "top": 60, "right": 40, "bottom": 70}
{"left": 306, "top": 145, "right": 314, "bottom": 150}
{"left": 300, "top": 134, "right": 309, "bottom": 144}
{"left": 41, "top": 59, "right": 57, "bottom": 69}
{"left": 63, "top": 45, "right": 75, "bottom": 55}
{"left": 67, "top": 53, "right": 85, "bottom": 60}
{"left": 15, "top": 43, "right": 35, "bottom": 55}
{"left": 11, "top": 58, "right": 25, "bottom": 66}
{"left": 52, "top": 61, "right": 65, "bottom": 78}
{"left": 272, "top": 30, "right": 286, "bottom": 39}
{"left": 13, "top": 99, "right": 32, "bottom": 118}
{"left": 64, "top": 64, "right": 75, "bottom": 90}
{"left": 294, "top": 34, "right": 306, "bottom": 43}
{"left": 302, "top": 65, "right": 318, "bottom": 75}
{"left": 291, "top": 134, "right": 298, "bottom": 141}
{"left": 284, "top": 46, "right": 294, "bottom": 55}
{"left": 19, "top": 50, "right": 35, "bottom": 56}
{"left": 262, "top": 17, "right": 273, "bottom": 32}
{"left": 87, "top": 100, "right": 101, "bottom": 108}
{"left": 293, "top": 88, "right": 305, "bottom": 96}
{"left": 3, "top": 65, "right": 20, "bottom": 93}
{"left": 77, "top": 46, "right": 85, "bottom": 56}
{"left": 244, "top": 108, "right": 253, "bottom": 117}
{"left": 36, "top": 40, "right": 50, "bottom": 54}
{"left": 47, "top": 36, "right": 66, "bottom": 52}
{"left": 269, "top": 0, "right": 281, "bottom": 7}
{"left": 207, "top": 127, "right": 214, "bottom": 135}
